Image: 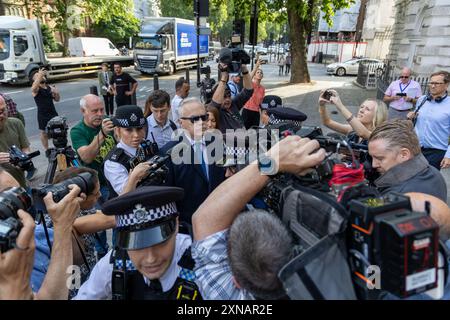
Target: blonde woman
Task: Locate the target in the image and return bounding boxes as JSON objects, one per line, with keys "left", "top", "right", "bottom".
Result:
{"left": 318, "top": 89, "right": 388, "bottom": 144}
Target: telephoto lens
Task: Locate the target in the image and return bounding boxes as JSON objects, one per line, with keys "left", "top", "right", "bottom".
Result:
{"left": 33, "top": 172, "right": 96, "bottom": 203}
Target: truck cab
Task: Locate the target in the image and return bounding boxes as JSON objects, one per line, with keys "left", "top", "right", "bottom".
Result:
{"left": 133, "top": 17, "right": 209, "bottom": 76}
{"left": 0, "top": 16, "right": 47, "bottom": 83}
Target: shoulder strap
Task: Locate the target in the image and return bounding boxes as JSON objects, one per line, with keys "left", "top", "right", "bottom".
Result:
{"left": 169, "top": 120, "right": 178, "bottom": 131}
{"left": 110, "top": 248, "right": 136, "bottom": 300}
{"left": 104, "top": 147, "right": 132, "bottom": 172}
{"left": 412, "top": 95, "right": 429, "bottom": 126}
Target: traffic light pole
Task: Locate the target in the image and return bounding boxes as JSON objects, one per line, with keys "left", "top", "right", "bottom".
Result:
{"left": 195, "top": 0, "right": 201, "bottom": 87}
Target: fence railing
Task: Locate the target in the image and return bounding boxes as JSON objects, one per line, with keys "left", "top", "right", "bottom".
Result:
{"left": 356, "top": 62, "right": 385, "bottom": 89}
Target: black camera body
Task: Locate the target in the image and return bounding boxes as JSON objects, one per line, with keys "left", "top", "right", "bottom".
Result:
{"left": 347, "top": 192, "right": 440, "bottom": 299}
{"left": 129, "top": 140, "right": 159, "bottom": 170}
{"left": 32, "top": 172, "right": 96, "bottom": 204}
{"left": 46, "top": 116, "right": 69, "bottom": 148}
{"left": 8, "top": 145, "right": 40, "bottom": 171}
{"left": 322, "top": 90, "right": 333, "bottom": 101}
{"left": 0, "top": 187, "right": 32, "bottom": 253}
{"left": 138, "top": 154, "right": 171, "bottom": 187}
{"left": 218, "top": 47, "right": 251, "bottom": 74}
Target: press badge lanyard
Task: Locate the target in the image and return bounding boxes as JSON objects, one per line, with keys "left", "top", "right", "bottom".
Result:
{"left": 399, "top": 81, "right": 411, "bottom": 93}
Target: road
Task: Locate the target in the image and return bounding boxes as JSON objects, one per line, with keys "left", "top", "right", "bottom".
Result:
{"left": 0, "top": 61, "right": 353, "bottom": 139}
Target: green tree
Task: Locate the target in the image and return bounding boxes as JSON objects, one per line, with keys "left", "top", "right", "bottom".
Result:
{"left": 232, "top": 0, "right": 355, "bottom": 83}
{"left": 41, "top": 24, "right": 59, "bottom": 53}
{"left": 91, "top": 14, "right": 140, "bottom": 46}
{"left": 160, "top": 0, "right": 194, "bottom": 19}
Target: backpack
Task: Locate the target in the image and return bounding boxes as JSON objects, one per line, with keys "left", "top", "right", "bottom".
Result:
{"left": 276, "top": 183, "right": 358, "bottom": 300}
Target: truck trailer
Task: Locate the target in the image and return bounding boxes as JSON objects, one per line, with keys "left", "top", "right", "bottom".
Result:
{"left": 0, "top": 16, "right": 133, "bottom": 85}
{"left": 133, "top": 17, "right": 209, "bottom": 75}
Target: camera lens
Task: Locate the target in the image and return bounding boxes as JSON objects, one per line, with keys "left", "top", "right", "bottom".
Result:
{"left": 0, "top": 187, "right": 32, "bottom": 220}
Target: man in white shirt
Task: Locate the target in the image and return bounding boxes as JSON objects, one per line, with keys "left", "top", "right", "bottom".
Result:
{"left": 171, "top": 77, "right": 190, "bottom": 123}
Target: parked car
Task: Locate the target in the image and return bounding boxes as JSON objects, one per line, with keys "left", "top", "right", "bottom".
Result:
{"left": 256, "top": 52, "right": 269, "bottom": 64}
{"left": 326, "top": 58, "right": 385, "bottom": 77}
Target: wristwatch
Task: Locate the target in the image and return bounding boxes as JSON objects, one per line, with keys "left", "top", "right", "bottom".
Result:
{"left": 258, "top": 154, "right": 277, "bottom": 176}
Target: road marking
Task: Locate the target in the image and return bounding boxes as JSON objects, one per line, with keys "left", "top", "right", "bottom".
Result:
{"left": 20, "top": 106, "right": 37, "bottom": 112}
{"left": 1, "top": 90, "right": 24, "bottom": 95}
{"left": 58, "top": 96, "right": 82, "bottom": 103}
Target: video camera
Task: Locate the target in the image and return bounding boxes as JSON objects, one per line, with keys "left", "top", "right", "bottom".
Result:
{"left": 129, "top": 139, "right": 159, "bottom": 170}
{"left": 8, "top": 145, "right": 40, "bottom": 171}
{"left": 46, "top": 116, "right": 69, "bottom": 148}
{"left": 138, "top": 153, "right": 171, "bottom": 187}
{"left": 0, "top": 187, "right": 32, "bottom": 253}
{"left": 342, "top": 189, "right": 444, "bottom": 299}
{"left": 199, "top": 66, "right": 216, "bottom": 104}
{"left": 218, "top": 47, "right": 251, "bottom": 74}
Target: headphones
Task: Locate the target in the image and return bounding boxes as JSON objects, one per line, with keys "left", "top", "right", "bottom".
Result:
{"left": 426, "top": 92, "right": 448, "bottom": 103}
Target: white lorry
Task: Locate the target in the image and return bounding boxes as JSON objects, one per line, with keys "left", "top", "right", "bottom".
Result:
{"left": 0, "top": 16, "right": 133, "bottom": 85}
{"left": 68, "top": 37, "right": 120, "bottom": 57}
{"left": 133, "top": 17, "right": 209, "bottom": 75}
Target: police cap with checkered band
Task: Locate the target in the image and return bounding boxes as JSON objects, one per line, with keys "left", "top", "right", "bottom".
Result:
{"left": 102, "top": 186, "right": 184, "bottom": 250}
{"left": 267, "top": 107, "right": 307, "bottom": 126}
{"left": 112, "top": 105, "right": 146, "bottom": 128}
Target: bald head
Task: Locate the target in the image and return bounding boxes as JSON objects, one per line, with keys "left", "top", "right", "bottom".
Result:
{"left": 406, "top": 192, "right": 450, "bottom": 240}
{"left": 80, "top": 94, "right": 105, "bottom": 128}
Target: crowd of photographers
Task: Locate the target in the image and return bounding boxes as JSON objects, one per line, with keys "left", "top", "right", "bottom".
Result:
{"left": 1, "top": 48, "right": 450, "bottom": 300}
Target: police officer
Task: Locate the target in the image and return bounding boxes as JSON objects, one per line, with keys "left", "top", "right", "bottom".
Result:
{"left": 73, "top": 186, "right": 201, "bottom": 300}
{"left": 103, "top": 105, "right": 153, "bottom": 198}
{"left": 260, "top": 95, "right": 283, "bottom": 127}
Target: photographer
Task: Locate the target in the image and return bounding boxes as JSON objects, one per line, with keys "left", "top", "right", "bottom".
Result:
{"left": 368, "top": 119, "right": 447, "bottom": 202}
{"left": 0, "top": 95, "right": 36, "bottom": 187}
{"left": 31, "top": 167, "right": 115, "bottom": 298}
{"left": 209, "top": 58, "right": 254, "bottom": 133}
{"left": 31, "top": 68, "right": 60, "bottom": 151}
{"left": 0, "top": 168, "right": 85, "bottom": 300}
{"left": 103, "top": 105, "right": 153, "bottom": 198}
{"left": 191, "top": 136, "right": 326, "bottom": 299}
{"left": 319, "top": 90, "right": 387, "bottom": 143}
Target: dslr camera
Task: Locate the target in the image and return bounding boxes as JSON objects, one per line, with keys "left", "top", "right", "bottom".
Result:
{"left": 0, "top": 187, "right": 32, "bottom": 253}
{"left": 46, "top": 116, "right": 69, "bottom": 148}
{"left": 8, "top": 145, "right": 40, "bottom": 171}
{"left": 218, "top": 47, "right": 251, "bottom": 74}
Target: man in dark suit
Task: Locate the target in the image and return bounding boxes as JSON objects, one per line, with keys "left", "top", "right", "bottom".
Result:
{"left": 161, "top": 97, "right": 225, "bottom": 225}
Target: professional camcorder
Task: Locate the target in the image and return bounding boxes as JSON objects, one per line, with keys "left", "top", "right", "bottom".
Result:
{"left": 218, "top": 47, "right": 251, "bottom": 74}
{"left": 8, "top": 145, "right": 40, "bottom": 171}
{"left": 46, "top": 116, "right": 69, "bottom": 148}
{"left": 0, "top": 187, "right": 32, "bottom": 253}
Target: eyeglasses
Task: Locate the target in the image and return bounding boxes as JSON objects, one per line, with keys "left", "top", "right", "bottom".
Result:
{"left": 429, "top": 82, "right": 446, "bottom": 86}
{"left": 399, "top": 76, "right": 410, "bottom": 79}
{"left": 180, "top": 113, "right": 209, "bottom": 123}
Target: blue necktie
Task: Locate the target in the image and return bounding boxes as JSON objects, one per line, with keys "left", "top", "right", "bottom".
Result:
{"left": 194, "top": 142, "right": 208, "bottom": 180}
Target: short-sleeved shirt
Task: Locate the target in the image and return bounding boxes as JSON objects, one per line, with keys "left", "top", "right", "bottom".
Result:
{"left": 104, "top": 141, "right": 137, "bottom": 195}
{"left": 110, "top": 72, "right": 137, "bottom": 98}
{"left": 243, "top": 82, "right": 265, "bottom": 112}
{"left": 0, "top": 117, "right": 30, "bottom": 187}
{"left": 191, "top": 229, "right": 253, "bottom": 300}
{"left": 146, "top": 114, "right": 176, "bottom": 149}
{"left": 384, "top": 79, "right": 422, "bottom": 111}
{"left": 171, "top": 95, "right": 183, "bottom": 123}
{"left": 70, "top": 119, "right": 116, "bottom": 186}
{"left": 210, "top": 88, "right": 253, "bottom": 133}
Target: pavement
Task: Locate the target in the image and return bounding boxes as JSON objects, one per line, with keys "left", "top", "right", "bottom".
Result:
{"left": 14, "top": 61, "right": 450, "bottom": 204}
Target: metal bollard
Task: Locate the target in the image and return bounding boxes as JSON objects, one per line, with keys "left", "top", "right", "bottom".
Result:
{"left": 185, "top": 68, "right": 190, "bottom": 84}
{"left": 153, "top": 73, "right": 159, "bottom": 90}
{"left": 90, "top": 85, "right": 98, "bottom": 96}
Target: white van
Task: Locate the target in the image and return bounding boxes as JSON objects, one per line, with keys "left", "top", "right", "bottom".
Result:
{"left": 68, "top": 37, "right": 120, "bottom": 57}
